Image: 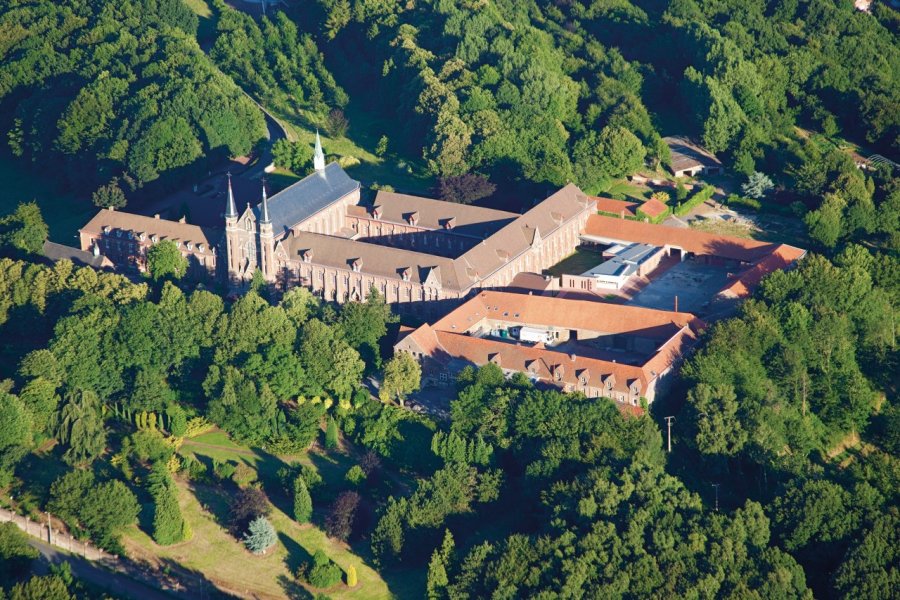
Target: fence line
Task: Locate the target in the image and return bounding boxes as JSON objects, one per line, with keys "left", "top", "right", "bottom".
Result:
{"left": 0, "top": 507, "right": 116, "bottom": 562}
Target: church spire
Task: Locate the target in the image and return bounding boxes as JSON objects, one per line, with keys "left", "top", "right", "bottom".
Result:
{"left": 225, "top": 172, "right": 237, "bottom": 219}
{"left": 260, "top": 179, "right": 271, "bottom": 224}
{"left": 314, "top": 130, "right": 325, "bottom": 172}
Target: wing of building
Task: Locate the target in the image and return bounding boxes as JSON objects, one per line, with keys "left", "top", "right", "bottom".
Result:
{"left": 397, "top": 290, "right": 706, "bottom": 411}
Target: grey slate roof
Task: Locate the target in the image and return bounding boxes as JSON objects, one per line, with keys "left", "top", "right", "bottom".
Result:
{"left": 42, "top": 241, "right": 109, "bottom": 269}
{"left": 253, "top": 162, "right": 360, "bottom": 236}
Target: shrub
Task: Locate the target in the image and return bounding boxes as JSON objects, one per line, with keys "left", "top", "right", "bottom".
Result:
{"left": 726, "top": 194, "right": 762, "bottom": 211}
{"left": 232, "top": 463, "right": 257, "bottom": 488}
{"left": 230, "top": 488, "right": 270, "bottom": 532}
{"left": 300, "top": 464, "right": 323, "bottom": 489}
{"left": 345, "top": 465, "right": 366, "bottom": 487}
{"left": 307, "top": 550, "right": 342, "bottom": 588}
{"left": 213, "top": 460, "right": 236, "bottom": 481}
{"left": 345, "top": 564, "right": 357, "bottom": 587}
{"left": 337, "top": 155, "right": 360, "bottom": 168}
{"left": 183, "top": 417, "right": 213, "bottom": 438}
{"left": 243, "top": 516, "right": 276, "bottom": 555}
{"left": 650, "top": 191, "right": 670, "bottom": 202}
{"left": 375, "top": 135, "right": 388, "bottom": 157}
{"left": 180, "top": 455, "right": 207, "bottom": 481}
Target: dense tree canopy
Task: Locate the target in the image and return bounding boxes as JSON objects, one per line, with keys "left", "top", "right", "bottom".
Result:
{"left": 0, "top": 0, "right": 266, "bottom": 195}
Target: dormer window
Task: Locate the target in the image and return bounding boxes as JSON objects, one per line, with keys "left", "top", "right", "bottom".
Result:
{"left": 372, "top": 206, "right": 382, "bottom": 220}
{"left": 351, "top": 258, "right": 362, "bottom": 273}
{"left": 443, "top": 216, "right": 456, "bottom": 230}
{"left": 139, "top": 233, "right": 146, "bottom": 241}
{"left": 407, "top": 212, "right": 419, "bottom": 226}
{"left": 103, "top": 226, "right": 111, "bottom": 234}
{"left": 401, "top": 268, "right": 411, "bottom": 282}
{"left": 186, "top": 242, "right": 193, "bottom": 251}
{"left": 302, "top": 249, "right": 313, "bottom": 263}
{"left": 151, "top": 234, "right": 158, "bottom": 243}
{"left": 606, "top": 380, "right": 612, "bottom": 389}
{"left": 197, "top": 243, "right": 204, "bottom": 252}
{"left": 175, "top": 241, "right": 182, "bottom": 248}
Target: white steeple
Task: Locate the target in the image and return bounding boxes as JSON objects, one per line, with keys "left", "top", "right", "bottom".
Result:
{"left": 313, "top": 130, "right": 325, "bottom": 172}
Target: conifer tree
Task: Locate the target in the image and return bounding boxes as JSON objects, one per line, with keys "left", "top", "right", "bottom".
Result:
{"left": 293, "top": 475, "right": 313, "bottom": 523}
{"left": 243, "top": 516, "right": 276, "bottom": 555}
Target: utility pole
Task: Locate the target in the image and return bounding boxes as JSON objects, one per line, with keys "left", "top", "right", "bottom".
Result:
{"left": 664, "top": 416, "right": 675, "bottom": 453}
{"left": 712, "top": 483, "right": 720, "bottom": 512}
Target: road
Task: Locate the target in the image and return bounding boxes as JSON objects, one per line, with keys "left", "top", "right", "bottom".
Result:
{"left": 29, "top": 537, "right": 177, "bottom": 600}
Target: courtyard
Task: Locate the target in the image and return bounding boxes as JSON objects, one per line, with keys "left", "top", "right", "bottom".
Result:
{"left": 626, "top": 259, "right": 732, "bottom": 314}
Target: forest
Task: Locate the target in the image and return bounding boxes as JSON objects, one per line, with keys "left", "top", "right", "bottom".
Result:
{"left": 0, "top": 0, "right": 266, "bottom": 200}
{"left": 0, "top": 0, "right": 898, "bottom": 598}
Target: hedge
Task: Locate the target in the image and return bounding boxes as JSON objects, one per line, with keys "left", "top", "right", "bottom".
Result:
{"left": 674, "top": 184, "right": 716, "bottom": 216}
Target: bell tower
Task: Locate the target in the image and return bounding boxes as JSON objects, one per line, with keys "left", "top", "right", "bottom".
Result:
{"left": 224, "top": 172, "right": 241, "bottom": 283}
{"left": 258, "top": 180, "right": 276, "bottom": 282}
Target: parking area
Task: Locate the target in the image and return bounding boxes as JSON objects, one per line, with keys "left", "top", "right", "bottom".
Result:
{"left": 627, "top": 259, "right": 731, "bottom": 314}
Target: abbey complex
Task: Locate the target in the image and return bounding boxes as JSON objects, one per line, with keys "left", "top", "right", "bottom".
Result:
{"left": 75, "top": 135, "right": 804, "bottom": 409}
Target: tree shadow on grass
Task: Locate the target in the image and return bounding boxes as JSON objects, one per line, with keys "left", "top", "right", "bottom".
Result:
{"left": 278, "top": 531, "right": 312, "bottom": 576}
{"left": 276, "top": 574, "right": 314, "bottom": 600}
{"left": 189, "top": 482, "right": 233, "bottom": 531}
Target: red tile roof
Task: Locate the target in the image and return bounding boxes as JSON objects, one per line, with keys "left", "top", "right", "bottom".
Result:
{"left": 637, "top": 198, "right": 669, "bottom": 218}
{"left": 431, "top": 290, "right": 704, "bottom": 337}
{"left": 593, "top": 197, "right": 639, "bottom": 217}
{"left": 399, "top": 291, "right": 705, "bottom": 408}
{"left": 584, "top": 214, "right": 799, "bottom": 263}
{"left": 718, "top": 244, "right": 807, "bottom": 298}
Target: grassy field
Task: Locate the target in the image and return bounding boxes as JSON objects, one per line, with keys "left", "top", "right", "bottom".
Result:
{"left": 123, "top": 478, "right": 396, "bottom": 600}
{"left": 120, "top": 429, "right": 425, "bottom": 599}
{"left": 268, "top": 100, "right": 435, "bottom": 197}
{"left": 0, "top": 156, "right": 94, "bottom": 243}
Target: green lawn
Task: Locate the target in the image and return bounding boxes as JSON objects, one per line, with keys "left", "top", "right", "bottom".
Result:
{"left": 0, "top": 155, "right": 94, "bottom": 243}
{"left": 547, "top": 247, "right": 606, "bottom": 277}
{"left": 600, "top": 180, "right": 651, "bottom": 202}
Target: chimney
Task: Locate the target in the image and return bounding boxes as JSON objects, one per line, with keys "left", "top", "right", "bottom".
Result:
{"left": 108, "top": 206, "right": 115, "bottom": 211}
{"left": 620, "top": 210, "right": 625, "bottom": 219}
{"left": 570, "top": 353, "right": 577, "bottom": 362}
{"left": 178, "top": 216, "right": 186, "bottom": 223}
{"left": 154, "top": 214, "right": 160, "bottom": 219}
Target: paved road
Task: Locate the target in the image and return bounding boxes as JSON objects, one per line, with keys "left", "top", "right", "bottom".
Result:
{"left": 29, "top": 538, "right": 176, "bottom": 600}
